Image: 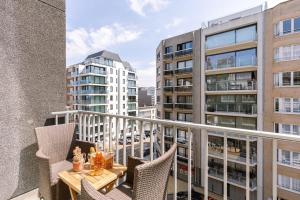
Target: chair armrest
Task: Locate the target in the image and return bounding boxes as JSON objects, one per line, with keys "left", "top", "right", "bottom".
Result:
{"left": 81, "top": 179, "right": 111, "bottom": 200}
{"left": 126, "top": 156, "right": 146, "bottom": 185}
{"left": 67, "top": 140, "right": 96, "bottom": 160}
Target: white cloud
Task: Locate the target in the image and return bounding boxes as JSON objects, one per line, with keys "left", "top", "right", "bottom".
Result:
{"left": 129, "top": 0, "right": 169, "bottom": 16}
{"left": 165, "top": 17, "right": 184, "bottom": 29}
{"left": 66, "top": 23, "right": 142, "bottom": 64}
{"left": 135, "top": 61, "right": 156, "bottom": 87}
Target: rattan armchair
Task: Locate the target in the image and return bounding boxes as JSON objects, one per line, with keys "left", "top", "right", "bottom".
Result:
{"left": 35, "top": 123, "right": 95, "bottom": 200}
{"left": 80, "top": 143, "right": 177, "bottom": 200}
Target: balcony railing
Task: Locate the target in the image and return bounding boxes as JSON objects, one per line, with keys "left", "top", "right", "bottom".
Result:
{"left": 50, "top": 110, "right": 300, "bottom": 200}
{"left": 163, "top": 86, "right": 173, "bottom": 92}
{"left": 164, "top": 70, "right": 173, "bottom": 76}
{"left": 174, "top": 85, "right": 192, "bottom": 92}
{"left": 175, "top": 48, "right": 193, "bottom": 57}
{"left": 81, "top": 69, "right": 107, "bottom": 76}
{"left": 163, "top": 52, "right": 174, "bottom": 60}
{"left": 206, "top": 103, "right": 257, "bottom": 115}
{"left": 80, "top": 89, "right": 107, "bottom": 94}
{"left": 205, "top": 56, "right": 257, "bottom": 71}
{"left": 206, "top": 80, "right": 257, "bottom": 91}
{"left": 174, "top": 67, "right": 193, "bottom": 74}
{"left": 80, "top": 79, "right": 107, "bottom": 85}
{"left": 163, "top": 103, "right": 173, "bottom": 109}
{"left": 175, "top": 103, "right": 193, "bottom": 110}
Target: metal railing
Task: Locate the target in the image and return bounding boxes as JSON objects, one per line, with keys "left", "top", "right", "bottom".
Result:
{"left": 51, "top": 110, "right": 300, "bottom": 200}
{"left": 175, "top": 48, "right": 193, "bottom": 57}
{"left": 174, "top": 67, "right": 193, "bottom": 74}
{"left": 206, "top": 103, "right": 257, "bottom": 115}
{"left": 205, "top": 56, "right": 257, "bottom": 71}
{"left": 206, "top": 80, "right": 257, "bottom": 91}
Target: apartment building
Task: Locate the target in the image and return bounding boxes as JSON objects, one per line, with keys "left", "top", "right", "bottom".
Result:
{"left": 156, "top": 30, "right": 202, "bottom": 184}
{"left": 66, "top": 50, "right": 138, "bottom": 141}
{"left": 156, "top": 1, "right": 300, "bottom": 200}
{"left": 138, "top": 86, "right": 156, "bottom": 107}
{"left": 263, "top": 1, "right": 300, "bottom": 200}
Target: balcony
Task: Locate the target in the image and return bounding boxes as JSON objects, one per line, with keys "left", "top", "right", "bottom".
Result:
{"left": 206, "top": 80, "right": 257, "bottom": 92}
{"left": 174, "top": 85, "right": 192, "bottom": 92}
{"left": 206, "top": 103, "right": 257, "bottom": 115}
{"left": 76, "top": 99, "right": 108, "bottom": 105}
{"left": 13, "top": 110, "right": 300, "bottom": 200}
{"left": 174, "top": 67, "right": 193, "bottom": 74}
{"left": 175, "top": 103, "right": 193, "bottom": 110}
{"left": 80, "top": 79, "right": 107, "bottom": 85}
{"left": 205, "top": 56, "right": 257, "bottom": 71}
{"left": 163, "top": 52, "right": 174, "bottom": 60}
{"left": 163, "top": 86, "right": 173, "bottom": 93}
{"left": 79, "top": 89, "right": 107, "bottom": 95}
{"left": 164, "top": 70, "right": 173, "bottom": 76}
{"left": 81, "top": 69, "right": 107, "bottom": 76}
{"left": 175, "top": 48, "right": 193, "bottom": 57}
{"left": 163, "top": 103, "right": 173, "bottom": 109}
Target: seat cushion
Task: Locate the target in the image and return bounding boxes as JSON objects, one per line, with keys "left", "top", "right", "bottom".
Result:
{"left": 50, "top": 160, "right": 72, "bottom": 185}
{"left": 106, "top": 182, "right": 133, "bottom": 200}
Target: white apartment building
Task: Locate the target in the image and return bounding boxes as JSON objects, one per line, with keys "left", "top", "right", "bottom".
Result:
{"left": 66, "top": 50, "right": 138, "bottom": 141}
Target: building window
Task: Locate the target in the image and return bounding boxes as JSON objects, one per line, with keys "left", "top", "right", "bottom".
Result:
{"left": 274, "top": 98, "right": 300, "bottom": 113}
{"left": 165, "top": 63, "right": 172, "bottom": 70}
{"left": 110, "top": 68, "right": 113, "bottom": 74}
{"left": 177, "top": 41, "right": 192, "bottom": 51}
{"left": 275, "top": 123, "right": 300, "bottom": 136}
{"left": 110, "top": 104, "right": 113, "bottom": 110}
{"left": 123, "top": 79, "right": 125, "bottom": 84}
{"left": 165, "top": 46, "right": 173, "bottom": 54}
{"left": 165, "top": 112, "right": 171, "bottom": 120}
{"left": 177, "top": 113, "right": 192, "bottom": 122}
{"left": 123, "top": 87, "right": 125, "bottom": 92}
{"left": 123, "top": 104, "right": 125, "bottom": 109}
{"left": 123, "top": 71, "right": 125, "bottom": 76}
{"left": 110, "top": 77, "right": 113, "bottom": 83}
{"left": 110, "top": 96, "right": 113, "bottom": 101}
{"left": 274, "top": 45, "right": 300, "bottom": 62}
{"left": 283, "top": 19, "right": 292, "bottom": 34}
{"left": 123, "top": 96, "right": 125, "bottom": 100}
{"left": 294, "top": 72, "right": 300, "bottom": 85}
{"left": 282, "top": 72, "right": 291, "bottom": 86}
{"left": 110, "top": 86, "right": 113, "bottom": 92}
{"left": 177, "top": 60, "right": 192, "bottom": 69}
{"left": 294, "top": 17, "right": 300, "bottom": 32}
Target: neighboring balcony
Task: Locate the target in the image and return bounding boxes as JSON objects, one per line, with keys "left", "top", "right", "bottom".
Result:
{"left": 163, "top": 52, "right": 174, "bottom": 60}
{"left": 79, "top": 89, "right": 107, "bottom": 95}
{"left": 206, "top": 80, "right": 257, "bottom": 92}
{"left": 164, "top": 69, "right": 173, "bottom": 76}
{"left": 163, "top": 86, "right": 173, "bottom": 93}
{"left": 175, "top": 48, "right": 193, "bottom": 57}
{"left": 163, "top": 103, "right": 173, "bottom": 109}
{"left": 80, "top": 79, "right": 107, "bottom": 85}
{"left": 128, "top": 103, "right": 137, "bottom": 111}
{"left": 81, "top": 69, "right": 107, "bottom": 76}
{"left": 174, "top": 67, "right": 193, "bottom": 74}
{"left": 128, "top": 91, "right": 137, "bottom": 96}
{"left": 128, "top": 74, "right": 137, "bottom": 80}
{"left": 206, "top": 103, "right": 257, "bottom": 115}
{"left": 174, "top": 103, "right": 193, "bottom": 110}
{"left": 174, "top": 85, "right": 192, "bottom": 92}
{"left": 205, "top": 56, "right": 257, "bottom": 71}
{"left": 76, "top": 99, "right": 108, "bottom": 105}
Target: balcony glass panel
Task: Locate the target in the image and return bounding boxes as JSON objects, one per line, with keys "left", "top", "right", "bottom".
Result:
{"left": 206, "top": 30, "right": 235, "bottom": 49}
{"left": 236, "top": 25, "right": 256, "bottom": 43}
{"left": 236, "top": 48, "right": 256, "bottom": 67}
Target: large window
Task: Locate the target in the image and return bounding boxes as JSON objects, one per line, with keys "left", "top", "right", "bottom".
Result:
{"left": 275, "top": 17, "right": 300, "bottom": 36}
{"left": 165, "top": 46, "right": 173, "bottom": 54}
{"left": 206, "top": 25, "right": 256, "bottom": 49}
{"left": 177, "top": 60, "right": 192, "bottom": 69}
{"left": 274, "top": 98, "right": 300, "bottom": 113}
{"left": 177, "top": 41, "right": 192, "bottom": 51}
{"left": 274, "top": 71, "right": 300, "bottom": 86}
{"left": 278, "top": 149, "right": 300, "bottom": 168}
{"left": 283, "top": 19, "right": 292, "bottom": 34}
{"left": 206, "top": 48, "right": 256, "bottom": 70}
{"left": 177, "top": 113, "right": 192, "bottom": 122}
{"left": 274, "top": 45, "right": 300, "bottom": 62}
{"left": 275, "top": 123, "right": 300, "bottom": 136}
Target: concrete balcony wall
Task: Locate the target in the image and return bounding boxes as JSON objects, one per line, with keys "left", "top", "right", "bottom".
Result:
{"left": 0, "top": 0, "right": 65, "bottom": 199}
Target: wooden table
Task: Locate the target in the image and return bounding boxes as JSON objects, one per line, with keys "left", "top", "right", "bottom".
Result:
{"left": 58, "top": 164, "right": 127, "bottom": 200}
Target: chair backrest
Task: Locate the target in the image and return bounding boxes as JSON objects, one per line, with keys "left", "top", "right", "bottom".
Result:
{"left": 35, "top": 123, "right": 75, "bottom": 164}
{"left": 132, "top": 143, "right": 177, "bottom": 200}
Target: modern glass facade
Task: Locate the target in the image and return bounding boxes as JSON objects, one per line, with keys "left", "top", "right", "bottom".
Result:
{"left": 206, "top": 25, "right": 257, "bottom": 49}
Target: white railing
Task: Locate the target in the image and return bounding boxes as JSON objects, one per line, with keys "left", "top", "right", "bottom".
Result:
{"left": 51, "top": 110, "right": 300, "bottom": 200}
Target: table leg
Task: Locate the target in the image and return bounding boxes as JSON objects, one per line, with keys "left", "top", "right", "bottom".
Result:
{"left": 105, "top": 180, "right": 116, "bottom": 193}
{"left": 69, "top": 186, "right": 78, "bottom": 200}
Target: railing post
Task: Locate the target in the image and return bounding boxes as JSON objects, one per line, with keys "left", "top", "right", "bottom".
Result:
{"left": 92, "top": 114, "right": 96, "bottom": 143}
{"left": 188, "top": 128, "right": 192, "bottom": 200}
{"left": 123, "top": 118, "right": 128, "bottom": 165}
{"left": 131, "top": 120, "right": 135, "bottom": 157}
{"left": 273, "top": 139, "right": 277, "bottom": 200}
{"left": 150, "top": 123, "right": 154, "bottom": 161}
{"left": 139, "top": 121, "right": 144, "bottom": 159}
{"left": 108, "top": 117, "right": 112, "bottom": 152}
{"left": 65, "top": 113, "right": 69, "bottom": 124}
{"left": 87, "top": 114, "right": 91, "bottom": 142}
{"left": 97, "top": 115, "right": 101, "bottom": 143}
{"left": 55, "top": 115, "right": 58, "bottom": 125}
{"left": 246, "top": 136, "right": 250, "bottom": 200}
{"left": 224, "top": 132, "right": 228, "bottom": 200}
{"left": 79, "top": 113, "right": 82, "bottom": 140}
{"left": 115, "top": 117, "right": 120, "bottom": 163}
{"left": 83, "top": 114, "right": 87, "bottom": 141}
{"left": 204, "top": 130, "right": 208, "bottom": 200}
{"left": 161, "top": 125, "right": 165, "bottom": 154}
{"left": 173, "top": 126, "right": 177, "bottom": 200}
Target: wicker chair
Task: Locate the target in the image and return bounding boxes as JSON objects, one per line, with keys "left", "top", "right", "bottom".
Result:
{"left": 80, "top": 143, "right": 177, "bottom": 200}
{"left": 35, "top": 123, "right": 95, "bottom": 200}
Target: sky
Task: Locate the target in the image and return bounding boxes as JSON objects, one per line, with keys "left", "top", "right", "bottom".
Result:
{"left": 66, "top": 0, "right": 287, "bottom": 87}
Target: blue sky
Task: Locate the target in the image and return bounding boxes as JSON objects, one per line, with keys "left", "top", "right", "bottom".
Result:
{"left": 66, "top": 0, "right": 286, "bottom": 87}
